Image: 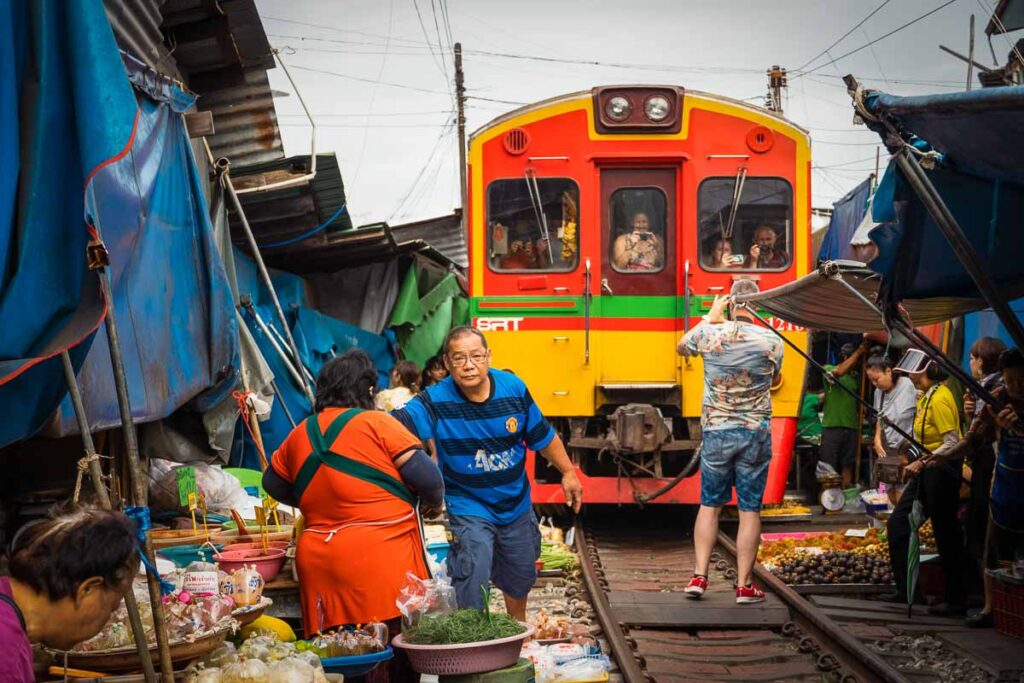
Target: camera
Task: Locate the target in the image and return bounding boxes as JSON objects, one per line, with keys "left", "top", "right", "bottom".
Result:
{"left": 638, "top": 232, "right": 651, "bottom": 241}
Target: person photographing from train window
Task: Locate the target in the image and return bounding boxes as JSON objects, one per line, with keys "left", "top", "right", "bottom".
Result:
{"left": 391, "top": 326, "right": 583, "bottom": 620}
{"left": 676, "top": 280, "right": 784, "bottom": 605}
{"left": 746, "top": 225, "right": 788, "bottom": 269}
{"left": 612, "top": 211, "right": 664, "bottom": 271}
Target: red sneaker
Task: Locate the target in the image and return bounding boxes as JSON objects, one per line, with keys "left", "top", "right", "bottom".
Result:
{"left": 684, "top": 575, "right": 708, "bottom": 598}
{"left": 735, "top": 583, "right": 766, "bottom": 604}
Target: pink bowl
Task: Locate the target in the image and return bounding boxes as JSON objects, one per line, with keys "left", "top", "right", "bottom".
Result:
{"left": 392, "top": 623, "right": 534, "bottom": 676}
{"left": 213, "top": 548, "right": 286, "bottom": 582}
{"left": 221, "top": 541, "right": 290, "bottom": 553}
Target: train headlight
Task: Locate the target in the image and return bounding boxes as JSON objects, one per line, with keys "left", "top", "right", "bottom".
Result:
{"left": 606, "top": 96, "right": 632, "bottom": 121}
{"left": 644, "top": 95, "right": 671, "bottom": 121}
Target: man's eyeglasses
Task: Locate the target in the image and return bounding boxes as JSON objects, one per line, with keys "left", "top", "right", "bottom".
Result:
{"left": 448, "top": 352, "right": 488, "bottom": 366}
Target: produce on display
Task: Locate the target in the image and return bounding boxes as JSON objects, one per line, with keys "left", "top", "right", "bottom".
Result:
{"left": 759, "top": 529, "right": 894, "bottom": 586}
{"left": 74, "top": 586, "right": 238, "bottom": 652}
{"left": 402, "top": 608, "right": 525, "bottom": 645}
{"left": 295, "top": 624, "right": 388, "bottom": 657}
{"left": 540, "top": 541, "right": 578, "bottom": 571}
{"left": 530, "top": 609, "right": 572, "bottom": 641}
{"left": 522, "top": 642, "right": 611, "bottom": 683}
{"left": 185, "top": 637, "right": 329, "bottom": 682}
{"left": 240, "top": 615, "right": 296, "bottom": 643}
{"left": 759, "top": 500, "right": 812, "bottom": 516}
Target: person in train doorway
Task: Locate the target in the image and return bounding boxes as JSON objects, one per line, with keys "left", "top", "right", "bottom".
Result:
{"left": 391, "top": 326, "right": 584, "bottom": 620}
{"left": 820, "top": 341, "right": 870, "bottom": 489}
{"left": 676, "top": 280, "right": 784, "bottom": 605}
{"left": 612, "top": 211, "right": 665, "bottom": 271}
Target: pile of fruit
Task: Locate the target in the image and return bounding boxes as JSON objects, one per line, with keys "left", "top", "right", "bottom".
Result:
{"left": 919, "top": 520, "right": 935, "bottom": 552}
{"left": 760, "top": 500, "right": 813, "bottom": 517}
{"left": 759, "top": 529, "right": 894, "bottom": 586}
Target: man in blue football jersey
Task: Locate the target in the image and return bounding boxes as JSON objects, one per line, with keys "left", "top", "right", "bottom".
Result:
{"left": 393, "top": 326, "right": 583, "bottom": 619}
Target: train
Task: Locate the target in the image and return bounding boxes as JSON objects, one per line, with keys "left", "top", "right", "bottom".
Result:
{"left": 466, "top": 85, "right": 811, "bottom": 506}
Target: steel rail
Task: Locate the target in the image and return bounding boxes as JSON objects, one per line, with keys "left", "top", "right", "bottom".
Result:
{"left": 573, "top": 522, "right": 647, "bottom": 683}
{"left": 716, "top": 531, "right": 909, "bottom": 683}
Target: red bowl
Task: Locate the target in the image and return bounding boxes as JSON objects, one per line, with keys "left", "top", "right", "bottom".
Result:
{"left": 214, "top": 548, "right": 286, "bottom": 582}
{"left": 221, "top": 541, "right": 290, "bottom": 554}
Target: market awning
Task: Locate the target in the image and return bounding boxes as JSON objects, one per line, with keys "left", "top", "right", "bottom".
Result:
{"left": 734, "top": 262, "right": 1015, "bottom": 334}
{"left": 852, "top": 85, "right": 1024, "bottom": 315}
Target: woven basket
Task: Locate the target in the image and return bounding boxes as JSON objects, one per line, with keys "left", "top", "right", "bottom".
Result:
{"left": 392, "top": 623, "right": 535, "bottom": 676}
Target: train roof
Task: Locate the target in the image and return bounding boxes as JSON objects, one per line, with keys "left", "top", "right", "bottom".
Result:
{"left": 469, "top": 87, "right": 810, "bottom": 143}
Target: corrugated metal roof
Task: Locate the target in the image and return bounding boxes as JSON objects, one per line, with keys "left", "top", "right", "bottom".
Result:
{"left": 390, "top": 211, "right": 468, "bottom": 268}
{"left": 104, "top": 0, "right": 284, "bottom": 166}
{"left": 227, "top": 153, "right": 353, "bottom": 248}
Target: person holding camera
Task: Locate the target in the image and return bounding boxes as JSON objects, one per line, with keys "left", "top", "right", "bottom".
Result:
{"left": 746, "top": 225, "right": 788, "bottom": 269}
{"left": 612, "top": 211, "right": 664, "bottom": 271}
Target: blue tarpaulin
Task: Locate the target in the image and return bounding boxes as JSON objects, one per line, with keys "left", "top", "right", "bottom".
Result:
{"left": 0, "top": 0, "right": 239, "bottom": 446}
{"left": 863, "top": 86, "right": 1024, "bottom": 310}
{"left": 818, "top": 177, "right": 872, "bottom": 263}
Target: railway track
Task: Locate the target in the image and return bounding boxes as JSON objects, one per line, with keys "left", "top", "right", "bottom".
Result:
{"left": 574, "top": 521, "right": 912, "bottom": 683}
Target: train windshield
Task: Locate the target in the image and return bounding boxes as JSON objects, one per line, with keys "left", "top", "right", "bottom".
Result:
{"left": 609, "top": 187, "right": 667, "bottom": 273}
{"left": 698, "top": 177, "right": 792, "bottom": 271}
{"left": 487, "top": 178, "right": 580, "bottom": 272}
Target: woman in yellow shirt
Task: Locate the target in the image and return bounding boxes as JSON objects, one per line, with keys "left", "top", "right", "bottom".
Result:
{"left": 884, "top": 350, "right": 967, "bottom": 614}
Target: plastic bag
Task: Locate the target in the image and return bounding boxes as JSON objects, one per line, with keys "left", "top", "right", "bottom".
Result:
{"left": 184, "top": 666, "right": 222, "bottom": 683}
{"left": 395, "top": 571, "right": 456, "bottom": 628}
{"left": 230, "top": 566, "right": 265, "bottom": 607}
{"left": 815, "top": 461, "right": 840, "bottom": 482}
{"left": 149, "top": 459, "right": 253, "bottom": 514}
{"left": 221, "top": 658, "right": 269, "bottom": 682}
{"left": 267, "top": 658, "right": 318, "bottom": 683}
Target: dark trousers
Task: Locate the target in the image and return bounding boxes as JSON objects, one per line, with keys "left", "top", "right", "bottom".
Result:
{"left": 887, "top": 465, "right": 968, "bottom": 605}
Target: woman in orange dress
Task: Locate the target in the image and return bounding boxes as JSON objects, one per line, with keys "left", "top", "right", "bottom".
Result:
{"left": 262, "top": 349, "right": 444, "bottom": 636}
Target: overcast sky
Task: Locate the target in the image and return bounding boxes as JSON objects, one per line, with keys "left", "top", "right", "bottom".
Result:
{"left": 254, "top": 0, "right": 1012, "bottom": 227}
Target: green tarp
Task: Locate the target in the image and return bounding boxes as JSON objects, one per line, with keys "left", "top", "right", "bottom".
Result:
{"left": 389, "top": 263, "right": 468, "bottom": 366}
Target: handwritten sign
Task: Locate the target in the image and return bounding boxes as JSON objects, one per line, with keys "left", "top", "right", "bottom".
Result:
{"left": 177, "top": 467, "right": 198, "bottom": 507}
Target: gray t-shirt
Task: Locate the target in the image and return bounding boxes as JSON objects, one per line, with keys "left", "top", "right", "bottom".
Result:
{"left": 873, "top": 376, "right": 917, "bottom": 453}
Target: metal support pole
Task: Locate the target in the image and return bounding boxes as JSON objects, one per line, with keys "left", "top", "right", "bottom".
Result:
{"left": 220, "top": 162, "right": 316, "bottom": 406}
{"left": 94, "top": 268, "right": 175, "bottom": 683}
{"left": 894, "top": 151, "right": 1024, "bottom": 349}
{"left": 60, "top": 352, "right": 156, "bottom": 683}
{"left": 270, "top": 379, "right": 298, "bottom": 428}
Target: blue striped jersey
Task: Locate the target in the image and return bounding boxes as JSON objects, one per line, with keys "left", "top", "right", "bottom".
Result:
{"left": 391, "top": 369, "right": 556, "bottom": 525}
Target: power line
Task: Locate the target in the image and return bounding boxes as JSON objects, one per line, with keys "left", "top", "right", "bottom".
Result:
{"left": 798, "top": 0, "right": 959, "bottom": 77}
{"left": 279, "top": 122, "right": 452, "bottom": 128}
{"left": 796, "top": 0, "right": 892, "bottom": 71}
{"left": 277, "top": 109, "right": 455, "bottom": 118}
{"left": 412, "top": 0, "right": 447, "bottom": 76}
{"left": 350, "top": 0, "right": 395, "bottom": 187}
{"left": 813, "top": 154, "right": 886, "bottom": 169}
{"left": 288, "top": 64, "right": 451, "bottom": 96}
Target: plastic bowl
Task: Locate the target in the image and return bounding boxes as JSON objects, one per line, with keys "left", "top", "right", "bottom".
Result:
{"left": 211, "top": 525, "right": 294, "bottom": 546}
{"left": 157, "top": 543, "right": 222, "bottom": 568}
{"left": 392, "top": 623, "right": 534, "bottom": 676}
{"left": 213, "top": 548, "right": 286, "bottom": 582}
{"left": 221, "top": 540, "right": 290, "bottom": 553}
{"left": 320, "top": 647, "right": 394, "bottom": 677}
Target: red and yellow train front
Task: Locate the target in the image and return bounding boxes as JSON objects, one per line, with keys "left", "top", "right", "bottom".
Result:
{"left": 467, "top": 86, "right": 811, "bottom": 506}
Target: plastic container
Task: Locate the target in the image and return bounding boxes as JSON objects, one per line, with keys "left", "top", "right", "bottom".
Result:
{"left": 214, "top": 548, "right": 286, "bottom": 582}
{"left": 320, "top": 647, "right": 394, "bottom": 677}
{"left": 392, "top": 623, "right": 535, "bottom": 676}
{"left": 221, "top": 540, "right": 290, "bottom": 553}
{"left": 991, "top": 569, "right": 1024, "bottom": 640}
{"left": 427, "top": 542, "right": 450, "bottom": 567}
{"left": 211, "top": 525, "right": 294, "bottom": 546}
{"left": 156, "top": 544, "right": 221, "bottom": 568}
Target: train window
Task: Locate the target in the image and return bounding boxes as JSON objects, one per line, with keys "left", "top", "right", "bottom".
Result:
{"left": 698, "top": 177, "right": 792, "bottom": 271}
{"left": 486, "top": 178, "right": 580, "bottom": 272}
{"left": 609, "top": 187, "right": 667, "bottom": 273}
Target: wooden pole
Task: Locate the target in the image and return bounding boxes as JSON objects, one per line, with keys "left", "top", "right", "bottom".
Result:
{"left": 60, "top": 352, "right": 156, "bottom": 682}
{"left": 91, "top": 253, "right": 175, "bottom": 683}
{"left": 455, "top": 42, "right": 468, "bottom": 236}
{"left": 967, "top": 14, "right": 976, "bottom": 91}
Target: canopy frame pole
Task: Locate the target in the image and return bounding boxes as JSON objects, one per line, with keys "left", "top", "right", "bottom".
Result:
{"left": 733, "top": 294, "right": 933, "bottom": 455}
{"left": 893, "top": 149, "right": 1024, "bottom": 349}
{"left": 59, "top": 352, "right": 156, "bottom": 683}
{"left": 825, "top": 264, "right": 1003, "bottom": 409}
{"left": 218, "top": 158, "right": 316, "bottom": 405}
{"left": 90, "top": 249, "right": 175, "bottom": 683}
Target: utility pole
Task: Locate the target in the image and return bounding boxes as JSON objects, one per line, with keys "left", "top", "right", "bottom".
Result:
{"left": 765, "top": 64, "right": 786, "bottom": 114}
{"left": 765, "top": 65, "right": 788, "bottom": 114}
{"left": 967, "top": 14, "right": 976, "bottom": 90}
{"left": 454, "top": 42, "right": 468, "bottom": 234}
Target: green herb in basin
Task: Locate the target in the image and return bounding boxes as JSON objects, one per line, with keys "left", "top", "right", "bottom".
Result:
{"left": 403, "top": 609, "right": 524, "bottom": 645}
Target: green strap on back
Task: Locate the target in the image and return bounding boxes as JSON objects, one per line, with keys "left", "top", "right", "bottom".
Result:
{"left": 292, "top": 408, "right": 416, "bottom": 507}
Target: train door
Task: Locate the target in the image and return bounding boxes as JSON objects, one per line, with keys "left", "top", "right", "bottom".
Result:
{"left": 598, "top": 167, "right": 679, "bottom": 384}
